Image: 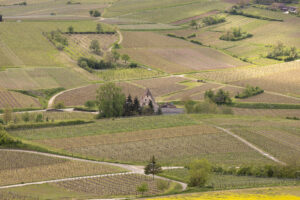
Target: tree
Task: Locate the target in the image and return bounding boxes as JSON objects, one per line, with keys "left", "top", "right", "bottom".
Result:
{"left": 54, "top": 102, "right": 65, "bottom": 109}
{"left": 133, "top": 97, "right": 141, "bottom": 115}
{"left": 97, "top": 82, "right": 126, "bottom": 118}
{"left": 123, "top": 94, "right": 134, "bottom": 116}
{"left": 85, "top": 100, "right": 96, "bottom": 109}
{"left": 144, "top": 156, "right": 162, "bottom": 180}
{"left": 89, "top": 40, "right": 101, "bottom": 54}
{"left": 22, "top": 112, "right": 30, "bottom": 122}
{"left": 68, "top": 26, "right": 74, "bottom": 34}
{"left": 190, "top": 20, "right": 197, "bottom": 29}
{"left": 35, "top": 114, "right": 43, "bottom": 122}
{"left": 121, "top": 54, "right": 130, "bottom": 64}
{"left": 148, "top": 100, "right": 154, "bottom": 114}
{"left": 112, "top": 51, "right": 120, "bottom": 62}
{"left": 136, "top": 183, "right": 148, "bottom": 196}
{"left": 188, "top": 159, "right": 212, "bottom": 187}
{"left": 3, "top": 107, "right": 12, "bottom": 124}
{"left": 96, "top": 24, "right": 102, "bottom": 33}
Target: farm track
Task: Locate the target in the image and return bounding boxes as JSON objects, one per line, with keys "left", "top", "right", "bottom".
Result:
{"left": 214, "top": 126, "right": 286, "bottom": 165}
{"left": 0, "top": 149, "right": 187, "bottom": 191}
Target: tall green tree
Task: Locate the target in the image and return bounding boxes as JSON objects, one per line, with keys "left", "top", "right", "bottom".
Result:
{"left": 68, "top": 26, "right": 74, "bottom": 34}
{"left": 144, "top": 156, "right": 162, "bottom": 180}
{"left": 97, "top": 82, "right": 126, "bottom": 118}
{"left": 96, "top": 23, "right": 102, "bottom": 33}
{"left": 89, "top": 40, "right": 101, "bottom": 54}
{"left": 188, "top": 159, "right": 212, "bottom": 187}
{"left": 121, "top": 54, "right": 130, "bottom": 63}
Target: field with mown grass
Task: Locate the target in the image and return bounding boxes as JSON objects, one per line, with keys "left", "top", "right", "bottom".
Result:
{"left": 0, "top": 150, "right": 125, "bottom": 186}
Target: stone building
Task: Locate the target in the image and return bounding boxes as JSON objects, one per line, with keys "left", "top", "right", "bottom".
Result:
{"left": 140, "top": 88, "right": 159, "bottom": 112}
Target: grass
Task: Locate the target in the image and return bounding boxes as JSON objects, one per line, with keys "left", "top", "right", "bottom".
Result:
{"left": 8, "top": 114, "right": 199, "bottom": 140}
{"left": 119, "top": 31, "right": 246, "bottom": 73}
{"left": 0, "top": 21, "right": 114, "bottom": 67}
{"left": 232, "top": 108, "right": 300, "bottom": 119}
{"left": 96, "top": 67, "right": 165, "bottom": 81}
{"left": 160, "top": 168, "right": 298, "bottom": 189}
{"left": 0, "top": 150, "right": 125, "bottom": 186}
{"left": 0, "top": 67, "right": 89, "bottom": 90}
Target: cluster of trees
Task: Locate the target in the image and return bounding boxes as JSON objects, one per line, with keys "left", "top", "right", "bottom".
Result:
{"left": 0, "top": 108, "right": 55, "bottom": 125}
{"left": 0, "top": 126, "right": 20, "bottom": 146}
{"left": 184, "top": 100, "right": 233, "bottom": 115}
{"left": 89, "top": 10, "right": 101, "bottom": 17}
{"left": 220, "top": 27, "right": 253, "bottom": 41}
{"left": 204, "top": 89, "right": 232, "bottom": 105}
{"left": 96, "top": 83, "right": 159, "bottom": 119}
{"left": 235, "top": 85, "right": 264, "bottom": 99}
{"left": 46, "top": 30, "right": 68, "bottom": 50}
{"left": 78, "top": 57, "right": 114, "bottom": 70}
{"left": 202, "top": 16, "right": 226, "bottom": 26}
{"left": 213, "top": 164, "right": 300, "bottom": 179}
{"left": 267, "top": 42, "right": 298, "bottom": 61}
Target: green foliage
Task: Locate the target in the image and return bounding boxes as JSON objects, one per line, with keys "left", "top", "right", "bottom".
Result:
{"left": 144, "top": 156, "right": 162, "bottom": 179}
{"left": 136, "top": 183, "right": 148, "bottom": 196}
{"left": 184, "top": 100, "right": 232, "bottom": 115}
{"left": 68, "top": 26, "right": 74, "bottom": 34}
{"left": 22, "top": 112, "right": 30, "bottom": 122}
{"left": 213, "top": 164, "right": 300, "bottom": 179}
{"left": 35, "top": 114, "right": 43, "bottom": 123}
{"left": 89, "top": 10, "right": 101, "bottom": 17}
{"left": 202, "top": 16, "right": 225, "bottom": 26}
{"left": 3, "top": 107, "right": 12, "bottom": 124}
{"left": 46, "top": 30, "right": 68, "bottom": 50}
{"left": 157, "top": 180, "right": 169, "bottom": 191}
{"left": 236, "top": 85, "right": 264, "bottom": 99}
{"left": 220, "top": 27, "right": 253, "bottom": 41}
{"left": 97, "top": 82, "right": 126, "bottom": 118}
{"left": 5, "top": 120, "right": 92, "bottom": 131}
{"left": 0, "top": 126, "right": 20, "bottom": 146}
{"left": 123, "top": 95, "right": 141, "bottom": 116}
{"left": 89, "top": 40, "right": 101, "bottom": 55}
{"left": 96, "top": 23, "right": 102, "bottom": 33}
{"left": 190, "top": 20, "right": 198, "bottom": 28}
{"left": 78, "top": 57, "right": 115, "bottom": 70}
{"left": 188, "top": 159, "right": 212, "bottom": 187}
{"left": 54, "top": 102, "right": 65, "bottom": 109}
{"left": 204, "top": 89, "right": 232, "bottom": 105}
{"left": 121, "top": 54, "right": 130, "bottom": 63}
{"left": 267, "top": 42, "right": 298, "bottom": 61}
{"left": 84, "top": 100, "right": 96, "bottom": 109}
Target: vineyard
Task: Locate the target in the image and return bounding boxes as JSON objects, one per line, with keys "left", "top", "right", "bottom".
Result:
{"left": 232, "top": 108, "right": 300, "bottom": 118}
{"left": 0, "top": 151, "right": 125, "bottom": 186}
{"left": 200, "top": 116, "right": 300, "bottom": 165}
{"left": 53, "top": 173, "right": 174, "bottom": 197}
{"left": 32, "top": 125, "right": 273, "bottom": 166}
{"left": 53, "top": 82, "right": 145, "bottom": 106}
{"left": 0, "top": 89, "right": 41, "bottom": 109}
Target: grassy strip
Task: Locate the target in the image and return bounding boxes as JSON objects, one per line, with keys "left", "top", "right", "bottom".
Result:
{"left": 5, "top": 120, "right": 94, "bottom": 131}
{"left": 0, "top": 108, "right": 43, "bottom": 114}
{"left": 231, "top": 102, "right": 300, "bottom": 109}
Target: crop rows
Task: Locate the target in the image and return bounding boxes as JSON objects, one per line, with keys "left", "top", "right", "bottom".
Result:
{"left": 0, "top": 151, "right": 125, "bottom": 186}
{"left": 54, "top": 174, "right": 165, "bottom": 197}
{"left": 0, "top": 90, "right": 40, "bottom": 108}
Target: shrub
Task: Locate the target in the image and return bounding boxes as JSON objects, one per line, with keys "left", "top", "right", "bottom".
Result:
{"left": 35, "top": 114, "right": 43, "bottom": 122}
{"left": 188, "top": 159, "right": 212, "bottom": 187}
{"left": 220, "top": 27, "right": 253, "bottom": 41}
{"left": 235, "top": 85, "right": 264, "bottom": 99}
{"left": 129, "top": 62, "right": 138, "bottom": 68}
{"left": 89, "top": 10, "right": 101, "bottom": 17}
{"left": 190, "top": 40, "right": 202, "bottom": 45}
{"left": 267, "top": 42, "right": 298, "bottom": 61}
{"left": 54, "top": 102, "right": 65, "bottom": 109}
{"left": 184, "top": 100, "right": 232, "bottom": 114}
{"left": 202, "top": 16, "right": 225, "bottom": 26}
{"left": 205, "top": 89, "right": 232, "bottom": 105}
{"left": 0, "top": 126, "right": 20, "bottom": 145}
{"left": 85, "top": 100, "right": 96, "bottom": 109}
{"left": 78, "top": 57, "right": 115, "bottom": 70}
{"left": 157, "top": 180, "right": 169, "bottom": 191}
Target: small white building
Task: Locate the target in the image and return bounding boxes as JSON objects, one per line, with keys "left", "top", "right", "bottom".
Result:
{"left": 140, "top": 88, "right": 159, "bottom": 112}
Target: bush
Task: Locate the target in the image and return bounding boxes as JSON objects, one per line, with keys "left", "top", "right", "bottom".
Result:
{"left": 190, "top": 40, "right": 202, "bottom": 45}
{"left": 129, "top": 62, "right": 138, "bottom": 68}
{"left": 205, "top": 89, "right": 232, "bottom": 105}
{"left": 89, "top": 10, "right": 101, "bottom": 17}
{"left": 188, "top": 159, "right": 212, "bottom": 187}
{"left": 202, "top": 16, "right": 225, "bottom": 26}
{"left": 84, "top": 100, "right": 96, "bottom": 109}
{"left": 235, "top": 85, "right": 264, "bottom": 99}
{"left": 184, "top": 100, "right": 232, "bottom": 114}
{"left": 78, "top": 57, "right": 115, "bottom": 70}
{"left": 220, "top": 27, "right": 252, "bottom": 41}
{"left": 157, "top": 180, "right": 169, "bottom": 191}
{"left": 0, "top": 126, "right": 20, "bottom": 145}
{"left": 54, "top": 102, "right": 65, "bottom": 109}
{"left": 267, "top": 42, "right": 298, "bottom": 61}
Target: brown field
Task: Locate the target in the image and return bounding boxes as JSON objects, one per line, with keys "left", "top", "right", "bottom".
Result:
{"left": 0, "top": 89, "right": 41, "bottom": 109}
{"left": 53, "top": 173, "right": 171, "bottom": 197}
{"left": 233, "top": 108, "right": 300, "bottom": 118}
{"left": 35, "top": 124, "right": 273, "bottom": 166}
{"left": 236, "top": 93, "right": 300, "bottom": 104}
{"left": 0, "top": 151, "right": 125, "bottom": 186}
{"left": 54, "top": 82, "right": 145, "bottom": 106}
{"left": 120, "top": 31, "right": 246, "bottom": 73}
{"left": 133, "top": 77, "right": 188, "bottom": 97}
{"left": 166, "top": 82, "right": 223, "bottom": 101}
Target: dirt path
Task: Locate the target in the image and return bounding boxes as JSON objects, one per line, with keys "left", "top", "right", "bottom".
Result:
{"left": 108, "top": 30, "right": 123, "bottom": 52}
{"left": 0, "top": 149, "right": 187, "bottom": 190}
{"left": 214, "top": 126, "right": 286, "bottom": 165}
